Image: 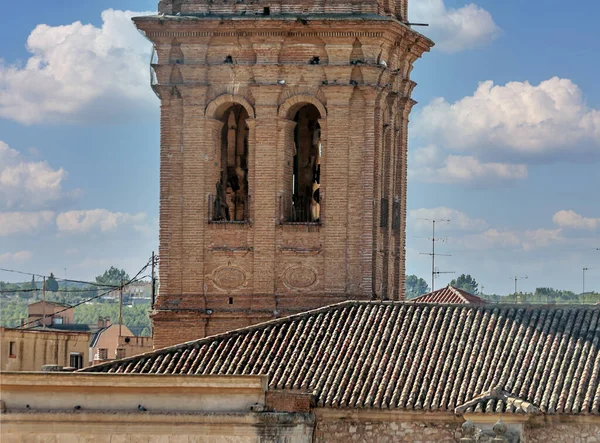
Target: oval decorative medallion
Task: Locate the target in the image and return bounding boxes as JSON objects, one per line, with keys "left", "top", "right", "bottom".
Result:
{"left": 212, "top": 266, "right": 246, "bottom": 291}
{"left": 283, "top": 265, "right": 317, "bottom": 290}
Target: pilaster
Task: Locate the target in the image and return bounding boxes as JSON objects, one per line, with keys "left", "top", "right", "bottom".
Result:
{"left": 182, "top": 88, "right": 208, "bottom": 297}
{"left": 321, "top": 85, "right": 355, "bottom": 294}
{"left": 250, "top": 85, "right": 283, "bottom": 299}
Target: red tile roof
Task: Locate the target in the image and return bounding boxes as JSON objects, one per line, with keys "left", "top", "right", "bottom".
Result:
{"left": 81, "top": 301, "right": 600, "bottom": 415}
{"left": 411, "top": 285, "right": 486, "bottom": 304}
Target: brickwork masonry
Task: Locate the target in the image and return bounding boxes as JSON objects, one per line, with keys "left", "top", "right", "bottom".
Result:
{"left": 134, "top": 13, "right": 433, "bottom": 347}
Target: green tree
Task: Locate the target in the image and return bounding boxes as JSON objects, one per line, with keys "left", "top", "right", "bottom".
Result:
{"left": 95, "top": 267, "right": 130, "bottom": 286}
{"left": 405, "top": 275, "right": 430, "bottom": 300}
{"left": 46, "top": 273, "right": 59, "bottom": 292}
{"left": 450, "top": 274, "right": 479, "bottom": 294}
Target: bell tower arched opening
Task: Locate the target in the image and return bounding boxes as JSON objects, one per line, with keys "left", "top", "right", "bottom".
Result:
{"left": 212, "top": 104, "right": 250, "bottom": 222}
{"left": 288, "top": 104, "right": 322, "bottom": 223}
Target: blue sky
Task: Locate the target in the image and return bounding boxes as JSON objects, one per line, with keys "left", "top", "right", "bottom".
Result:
{"left": 0, "top": 0, "right": 598, "bottom": 294}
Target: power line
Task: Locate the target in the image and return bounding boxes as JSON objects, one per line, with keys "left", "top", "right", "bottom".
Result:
{"left": 19, "top": 275, "right": 148, "bottom": 330}
{"left": 0, "top": 267, "right": 117, "bottom": 288}
{"left": 18, "top": 258, "right": 153, "bottom": 330}
{"left": 0, "top": 287, "right": 118, "bottom": 294}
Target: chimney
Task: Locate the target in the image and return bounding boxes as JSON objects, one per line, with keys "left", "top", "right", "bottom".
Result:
{"left": 97, "top": 317, "right": 105, "bottom": 328}
{"left": 105, "top": 317, "right": 111, "bottom": 327}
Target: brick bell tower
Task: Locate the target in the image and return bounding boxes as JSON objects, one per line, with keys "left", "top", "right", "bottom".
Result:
{"left": 134, "top": 0, "right": 432, "bottom": 347}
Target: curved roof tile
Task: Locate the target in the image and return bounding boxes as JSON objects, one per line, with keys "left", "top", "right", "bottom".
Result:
{"left": 80, "top": 301, "right": 600, "bottom": 415}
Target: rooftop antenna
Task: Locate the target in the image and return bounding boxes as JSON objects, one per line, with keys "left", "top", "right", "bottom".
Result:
{"left": 419, "top": 218, "right": 452, "bottom": 291}
{"left": 511, "top": 275, "right": 528, "bottom": 302}
{"left": 583, "top": 267, "right": 591, "bottom": 295}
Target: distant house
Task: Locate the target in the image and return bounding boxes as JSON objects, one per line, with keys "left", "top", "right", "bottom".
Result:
{"left": 12, "top": 302, "right": 152, "bottom": 369}
{"left": 1, "top": 327, "right": 90, "bottom": 371}
{"left": 411, "top": 285, "right": 486, "bottom": 304}
{"left": 25, "top": 300, "right": 75, "bottom": 328}
{"left": 89, "top": 318, "right": 153, "bottom": 365}
{"left": 103, "top": 282, "right": 152, "bottom": 305}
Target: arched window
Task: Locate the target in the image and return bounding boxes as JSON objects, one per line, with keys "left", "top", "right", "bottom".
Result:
{"left": 287, "top": 104, "right": 322, "bottom": 223}
{"left": 211, "top": 104, "right": 250, "bottom": 222}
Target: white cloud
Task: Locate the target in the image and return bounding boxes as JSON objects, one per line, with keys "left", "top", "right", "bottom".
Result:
{"left": 553, "top": 210, "right": 599, "bottom": 230}
{"left": 413, "top": 77, "right": 600, "bottom": 159}
{"left": 521, "top": 229, "right": 564, "bottom": 251}
{"left": 0, "top": 9, "right": 154, "bottom": 125}
{"left": 410, "top": 148, "right": 527, "bottom": 185}
{"left": 456, "top": 228, "right": 563, "bottom": 251}
{"left": 409, "top": 207, "right": 488, "bottom": 231}
{"left": 0, "top": 211, "right": 55, "bottom": 236}
{"left": 410, "top": 0, "right": 501, "bottom": 53}
{"left": 0, "top": 141, "right": 67, "bottom": 209}
{"left": 0, "top": 250, "right": 33, "bottom": 264}
{"left": 56, "top": 209, "right": 147, "bottom": 233}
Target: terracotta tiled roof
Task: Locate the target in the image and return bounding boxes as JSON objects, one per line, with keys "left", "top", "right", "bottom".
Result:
{"left": 81, "top": 302, "right": 600, "bottom": 415}
{"left": 411, "top": 285, "right": 486, "bottom": 304}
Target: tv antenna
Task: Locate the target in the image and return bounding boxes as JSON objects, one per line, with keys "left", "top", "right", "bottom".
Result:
{"left": 419, "top": 218, "right": 453, "bottom": 291}
{"left": 511, "top": 275, "right": 528, "bottom": 302}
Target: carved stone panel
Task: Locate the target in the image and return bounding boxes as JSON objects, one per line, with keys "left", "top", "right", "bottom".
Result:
{"left": 282, "top": 265, "right": 318, "bottom": 290}
{"left": 212, "top": 266, "right": 247, "bottom": 291}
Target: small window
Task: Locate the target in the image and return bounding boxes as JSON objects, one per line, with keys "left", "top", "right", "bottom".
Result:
{"left": 115, "top": 348, "right": 126, "bottom": 359}
{"left": 380, "top": 198, "right": 389, "bottom": 228}
{"left": 70, "top": 353, "right": 83, "bottom": 369}
{"left": 228, "top": 297, "right": 234, "bottom": 305}
{"left": 52, "top": 317, "right": 63, "bottom": 325}
{"left": 9, "top": 341, "right": 16, "bottom": 358}
{"left": 97, "top": 348, "right": 108, "bottom": 360}
{"left": 263, "top": 7, "right": 270, "bottom": 15}
{"left": 392, "top": 198, "right": 400, "bottom": 232}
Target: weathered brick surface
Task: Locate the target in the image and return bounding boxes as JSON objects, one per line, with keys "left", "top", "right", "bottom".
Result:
{"left": 266, "top": 391, "right": 312, "bottom": 413}
{"left": 135, "top": 11, "right": 432, "bottom": 347}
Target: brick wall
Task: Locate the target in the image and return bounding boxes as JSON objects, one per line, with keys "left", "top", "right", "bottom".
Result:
{"left": 135, "top": 12, "right": 432, "bottom": 347}
{"left": 266, "top": 391, "right": 312, "bottom": 413}
{"left": 158, "top": 0, "right": 407, "bottom": 19}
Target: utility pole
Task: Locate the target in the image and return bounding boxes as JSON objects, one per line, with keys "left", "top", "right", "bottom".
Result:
{"left": 119, "top": 278, "right": 124, "bottom": 338}
{"left": 512, "top": 275, "right": 528, "bottom": 302}
{"left": 151, "top": 251, "right": 156, "bottom": 309}
{"left": 583, "top": 267, "right": 590, "bottom": 295}
{"left": 419, "top": 218, "right": 452, "bottom": 291}
{"left": 42, "top": 276, "right": 46, "bottom": 328}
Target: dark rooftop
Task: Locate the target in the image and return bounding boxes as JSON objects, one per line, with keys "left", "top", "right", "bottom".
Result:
{"left": 81, "top": 301, "right": 600, "bottom": 415}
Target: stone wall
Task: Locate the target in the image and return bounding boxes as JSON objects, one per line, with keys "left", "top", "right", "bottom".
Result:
{"left": 314, "top": 419, "right": 462, "bottom": 442}
{"left": 524, "top": 423, "right": 600, "bottom": 443}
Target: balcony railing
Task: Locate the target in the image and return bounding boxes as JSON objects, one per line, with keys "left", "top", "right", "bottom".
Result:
{"left": 279, "top": 194, "right": 321, "bottom": 224}
{"left": 208, "top": 194, "right": 250, "bottom": 223}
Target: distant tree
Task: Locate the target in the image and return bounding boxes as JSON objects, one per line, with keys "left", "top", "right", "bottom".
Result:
{"left": 95, "top": 267, "right": 130, "bottom": 287}
{"left": 450, "top": 274, "right": 479, "bottom": 294}
{"left": 46, "top": 273, "right": 59, "bottom": 292}
{"left": 405, "top": 275, "right": 430, "bottom": 300}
